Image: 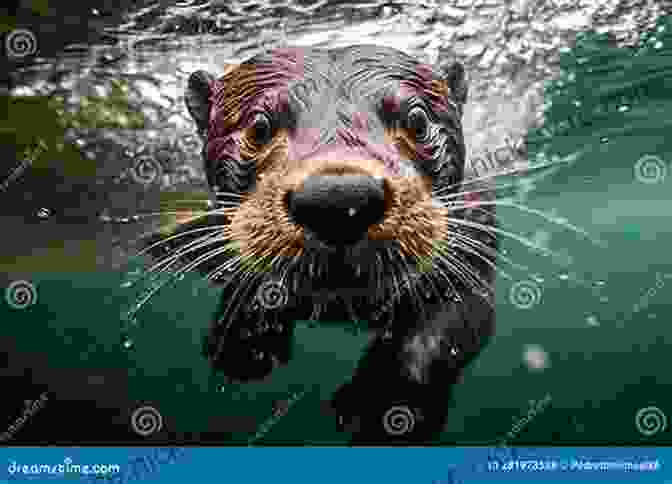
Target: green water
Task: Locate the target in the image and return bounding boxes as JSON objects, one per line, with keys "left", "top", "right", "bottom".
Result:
{"left": 2, "top": 18, "right": 671, "bottom": 445}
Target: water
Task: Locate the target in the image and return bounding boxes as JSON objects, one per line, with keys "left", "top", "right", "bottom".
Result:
{"left": 1, "top": 0, "right": 671, "bottom": 445}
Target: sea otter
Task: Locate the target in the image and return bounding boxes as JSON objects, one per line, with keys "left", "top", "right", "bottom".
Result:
{"left": 178, "top": 44, "right": 497, "bottom": 444}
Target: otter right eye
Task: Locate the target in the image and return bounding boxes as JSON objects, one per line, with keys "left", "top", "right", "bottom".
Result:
{"left": 252, "top": 113, "right": 274, "bottom": 145}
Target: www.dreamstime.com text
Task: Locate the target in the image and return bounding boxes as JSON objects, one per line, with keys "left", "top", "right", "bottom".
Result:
{"left": 6, "top": 457, "right": 120, "bottom": 481}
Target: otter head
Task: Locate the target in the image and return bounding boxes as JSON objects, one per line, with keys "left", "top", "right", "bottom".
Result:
{"left": 183, "top": 45, "right": 490, "bottom": 382}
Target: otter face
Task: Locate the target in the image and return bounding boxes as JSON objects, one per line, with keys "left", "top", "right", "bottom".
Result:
{"left": 184, "top": 45, "right": 494, "bottom": 390}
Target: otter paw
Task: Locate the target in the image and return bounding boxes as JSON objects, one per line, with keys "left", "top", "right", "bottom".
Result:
{"left": 330, "top": 377, "right": 438, "bottom": 444}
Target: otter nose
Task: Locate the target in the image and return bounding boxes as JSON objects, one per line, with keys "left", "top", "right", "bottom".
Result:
{"left": 286, "top": 174, "right": 387, "bottom": 246}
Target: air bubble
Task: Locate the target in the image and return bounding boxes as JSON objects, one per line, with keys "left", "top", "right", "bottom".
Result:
{"left": 654, "top": 41, "right": 663, "bottom": 50}
{"left": 558, "top": 273, "right": 569, "bottom": 281}
{"left": 122, "top": 338, "right": 134, "bottom": 350}
{"left": 618, "top": 105, "right": 630, "bottom": 112}
{"left": 120, "top": 280, "right": 133, "bottom": 288}
{"left": 586, "top": 315, "right": 599, "bottom": 326}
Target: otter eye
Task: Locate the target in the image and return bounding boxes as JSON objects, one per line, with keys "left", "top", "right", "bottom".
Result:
{"left": 252, "top": 113, "right": 274, "bottom": 145}
{"left": 407, "top": 106, "right": 430, "bottom": 142}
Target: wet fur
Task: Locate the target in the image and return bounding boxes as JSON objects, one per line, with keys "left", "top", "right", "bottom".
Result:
{"left": 177, "top": 45, "right": 497, "bottom": 444}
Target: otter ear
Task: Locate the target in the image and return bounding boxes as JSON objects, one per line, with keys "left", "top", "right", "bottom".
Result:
{"left": 439, "top": 61, "right": 468, "bottom": 115}
{"left": 185, "top": 70, "right": 216, "bottom": 135}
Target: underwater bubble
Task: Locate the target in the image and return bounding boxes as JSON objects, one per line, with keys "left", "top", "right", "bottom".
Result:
{"left": 600, "top": 137, "right": 609, "bottom": 144}
{"left": 36, "top": 207, "right": 52, "bottom": 219}
{"left": 218, "top": 384, "right": 227, "bottom": 393}
{"left": 654, "top": 41, "right": 663, "bottom": 50}
{"left": 618, "top": 105, "right": 630, "bottom": 113}
{"left": 586, "top": 315, "right": 599, "bottom": 326}
{"left": 122, "top": 338, "right": 134, "bottom": 350}
{"left": 558, "top": 273, "right": 570, "bottom": 281}
{"left": 523, "top": 344, "right": 549, "bottom": 371}
{"left": 531, "top": 274, "right": 544, "bottom": 284}
{"left": 120, "top": 280, "right": 133, "bottom": 288}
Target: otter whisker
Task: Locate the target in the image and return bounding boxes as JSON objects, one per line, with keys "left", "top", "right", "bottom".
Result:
{"left": 436, "top": 252, "right": 495, "bottom": 308}
{"left": 212, "top": 190, "right": 246, "bottom": 199}
{"left": 432, "top": 181, "right": 519, "bottom": 201}
{"left": 441, "top": 238, "right": 512, "bottom": 281}
{"left": 175, "top": 242, "right": 241, "bottom": 276}
{"left": 207, "top": 254, "right": 244, "bottom": 281}
{"left": 432, "top": 253, "right": 481, "bottom": 298}
{"left": 213, "top": 271, "right": 265, "bottom": 362}
{"left": 143, "top": 233, "right": 232, "bottom": 276}
{"left": 445, "top": 216, "right": 558, "bottom": 258}
{"left": 135, "top": 225, "right": 228, "bottom": 258}
{"left": 448, "top": 231, "right": 528, "bottom": 273}
{"left": 434, "top": 157, "right": 575, "bottom": 196}
{"left": 397, "top": 250, "right": 427, "bottom": 316}
{"left": 444, "top": 200, "right": 605, "bottom": 247}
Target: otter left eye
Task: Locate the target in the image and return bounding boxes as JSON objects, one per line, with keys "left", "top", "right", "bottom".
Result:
{"left": 252, "top": 113, "right": 274, "bottom": 145}
{"left": 407, "top": 106, "right": 430, "bottom": 142}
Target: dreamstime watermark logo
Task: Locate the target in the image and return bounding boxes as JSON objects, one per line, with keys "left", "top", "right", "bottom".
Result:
{"left": 130, "top": 406, "right": 163, "bottom": 437}
{"left": 635, "top": 406, "right": 668, "bottom": 437}
{"left": 469, "top": 135, "right": 526, "bottom": 175}
{"left": 500, "top": 393, "right": 552, "bottom": 444}
{"left": 5, "top": 29, "right": 38, "bottom": 58}
{"left": 5, "top": 280, "right": 38, "bottom": 310}
{"left": 382, "top": 405, "right": 418, "bottom": 436}
{"left": 256, "top": 280, "right": 289, "bottom": 310}
{"left": 247, "top": 389, "right": 307, "bottom": 445}
{"left": 130, "top": 156, "right": 163, "bottom": 185}
{"left": 634, "top": 154, "right": 668, "bottom": 184}
{"left": 0, "top": 393, "right": 48, "bottom": 442}
{"left": 509, "top": 280, "right": 542, "bottom": 309}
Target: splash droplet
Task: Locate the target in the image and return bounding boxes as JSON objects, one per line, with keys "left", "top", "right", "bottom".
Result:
{"left": 36, "top": 208, "right": 52, "bottom": 219}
